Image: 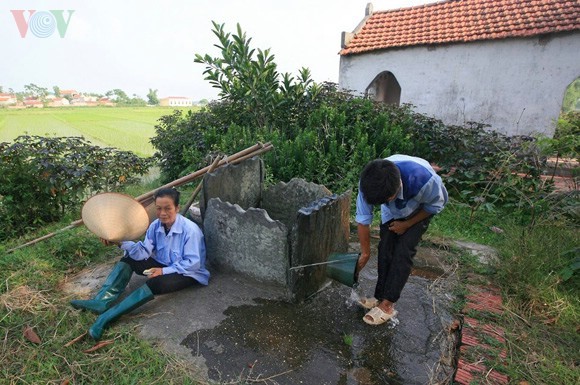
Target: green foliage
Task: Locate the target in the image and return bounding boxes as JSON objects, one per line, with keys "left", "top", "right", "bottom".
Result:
{"left": 156, "top": 22, "right": 557, "bottom": 228}
{"left": 151, "top": 109, "right": 214, "bottom": 181}
{"left": 105, "top": 88, "right": 146, "bottom": 106}
{"left": 561, "top": 77, "right": 580, "bottom": 113}
{"left": 0, "top": 135, "right": 151, "bottom": 240}
{"left": 194, "top": 21, "right": 321, "bottom": 130}
{"left": 147, "top": 88, "right": 159, "bottom": 105}
{"left": 0, "top": 227, "right": 199, "bottom": 384}
{"left": 553, "top": 110, "right": 580, "bottom": 159}
{"left": 24, "top": 83, "right": 49, "bottom": 99}
{"left": 557, "top": 248, "right": 580, "bottom": 282}
{"left": 408, "top": 117, "right": 553, "bottom": 222}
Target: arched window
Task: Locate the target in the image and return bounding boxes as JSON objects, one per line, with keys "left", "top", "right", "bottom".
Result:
{"left": 562, "top": 77, "right": 579, "bottom": 113}
{"left": 365, "top": 71, "right": 401, "bottom": 106}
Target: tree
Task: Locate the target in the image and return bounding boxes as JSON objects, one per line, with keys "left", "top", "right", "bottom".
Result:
{"left": 0, "top": 86, "right": 3, "bottom": 93}
{"left": 24, "top": 83, "right": 49, "bottom": 99}
{"left": 147, "top": 88, "right": 159, "bottom": 105}
{"left": 53, "top": 86, "right": 61, "bottom": 97}
{"left": 194, "top": 21, "right": 319, "bottom": 129}
{"left": 106, "top": 89, "right": 129, "bottom": 103}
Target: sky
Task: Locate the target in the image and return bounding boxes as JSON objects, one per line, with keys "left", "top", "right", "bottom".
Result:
{"left": 1, "top": 0, "right": 433, "bottom": 101}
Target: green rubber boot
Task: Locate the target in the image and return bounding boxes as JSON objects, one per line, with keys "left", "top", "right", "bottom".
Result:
{"left": 89, "top": 284, "right": 154, "bottom": 340}
{"left": 70, "top": 262, "right": 133, "bottom": 314}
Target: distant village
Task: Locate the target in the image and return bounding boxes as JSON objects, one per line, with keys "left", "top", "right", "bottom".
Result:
{"left": 0, "top": 86, "right": 207, "bottom": 109}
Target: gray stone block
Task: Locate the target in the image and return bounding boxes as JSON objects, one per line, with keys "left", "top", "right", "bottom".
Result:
{"left": 204, "top": 198, "right": 289, "bottom": 286}
{"left": 262, "top": 178, "right": 331, "bottom": 230}
{"left": 288, "top": 190, "right": 352, "bottom": 301}
{"left": 200, "top": 157, "right": 264, "bottom": 219}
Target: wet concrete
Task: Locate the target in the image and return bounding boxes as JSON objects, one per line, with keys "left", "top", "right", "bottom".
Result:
{"left": 181, "top": 269, "right": 455, "bottom": 385}
{"left": 63, "top": 233, "right": 459, "bottom": 385}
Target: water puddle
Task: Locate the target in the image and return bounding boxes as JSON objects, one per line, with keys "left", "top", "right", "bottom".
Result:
{"left": 182, "top": 275, "right": 454, "bottom": 385}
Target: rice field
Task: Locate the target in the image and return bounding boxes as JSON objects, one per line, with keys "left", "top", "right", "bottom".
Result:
{"left": 0, "top": 106, "right": 196, "bottom": 157}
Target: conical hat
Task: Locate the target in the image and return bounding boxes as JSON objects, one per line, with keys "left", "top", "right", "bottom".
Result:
{"left": 82, "top": 192, "right": 149, "bottom": 242}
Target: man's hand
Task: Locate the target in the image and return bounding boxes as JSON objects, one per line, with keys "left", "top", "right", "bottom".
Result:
{"left": 357, "top": 253, "right": 370, "bottom": 273}
{"left": 389, "top": 209, "right": 432, "bottom": 235}
{"left": 388, "top": 220, "right": 410, "bottom": 235}
{"left": 357, "top": 223, "right": 372, "bottom": 272}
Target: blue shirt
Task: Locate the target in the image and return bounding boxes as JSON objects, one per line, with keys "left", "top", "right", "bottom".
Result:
{"left": 120, "top": 214, "right": 210, "bottom": 285}
{"left": 356, "top": 154, "right": 448, "bottom": 225}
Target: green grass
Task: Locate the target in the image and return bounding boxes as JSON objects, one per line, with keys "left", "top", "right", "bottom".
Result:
{"left": 0, "top": 184, "right": 203, "bottom": 385}
{"left": 2, "top": 177, "right": 578, "bottom": 384}
{"left": 0, "top": 106, "right": 198, "bottom": 157}
{"left": 430, "top": 202, "right": 579, "bottom": 384}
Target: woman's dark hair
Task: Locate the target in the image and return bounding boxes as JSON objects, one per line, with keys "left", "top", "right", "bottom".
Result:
{"left": 154, "top": 188, "right": 180, "bottom": 206}
{"left": 359, "top": 159, "right": 401, "bottom": 205}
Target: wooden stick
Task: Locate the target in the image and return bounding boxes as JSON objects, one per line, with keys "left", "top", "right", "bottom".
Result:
{"left": 5, "top": 143, "right": 273, "bottom": 254}
{"left": 6, "top": 223, "right": 80, "bottom": 254}
{"left": 134, "top": 142, "right": 267, "bottom": 203}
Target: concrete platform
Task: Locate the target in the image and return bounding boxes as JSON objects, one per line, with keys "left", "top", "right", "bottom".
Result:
{"left": 63, "top": 242, "right": 460, "bottom": 384}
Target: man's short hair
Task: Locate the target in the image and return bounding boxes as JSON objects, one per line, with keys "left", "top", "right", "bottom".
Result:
{"left": 360, "top": 159, "right": 401, "bottom": 205}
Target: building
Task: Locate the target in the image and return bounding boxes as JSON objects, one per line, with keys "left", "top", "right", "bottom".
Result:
{"left": 338, "top": 0, "right": 580, "bottom": 137}
{"left": 59, "top": 89, "right": 80, "bottom": 98}
{"left": 159, "top": 96, "right": 193, "bottom": 107}
{"left": 23, "top": 97, "right": 43, "bottom": 108}
{"left": 47, "top": 97, "right": 70, "bottom": 107}
{"left": 0, "top": 93, "right": 17, "bottom": 106}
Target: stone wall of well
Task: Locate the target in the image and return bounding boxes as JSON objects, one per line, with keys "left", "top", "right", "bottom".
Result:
{"left": 202, "top": 158, "right": 351, "bottom": 301}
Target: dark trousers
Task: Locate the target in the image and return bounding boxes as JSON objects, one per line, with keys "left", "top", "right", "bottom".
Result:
{"left": 374, "top": 217, "right": 431, "bottom": 303}
{"left": 120, "top": 257, "right": 199, "bottom": 295}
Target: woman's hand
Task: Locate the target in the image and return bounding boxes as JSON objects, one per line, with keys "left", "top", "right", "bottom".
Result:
{"left": 144, "top": 267, "right": 163, "bottom": 278}
{"left": 100, "top": 238, "right": 120, "bottom": 247}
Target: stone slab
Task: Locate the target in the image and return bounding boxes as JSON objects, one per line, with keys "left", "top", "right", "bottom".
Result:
{"left": 203, "top": 198, "right": 289, "bottom": 286}
{"left": 262, "top": 178, "right": 331, "bottom": 229}
{"left": 288, "top": 191, "right": 352, "bottom": 301}
{"left": 200, "top": 157, "right": 263, "bottom": 219}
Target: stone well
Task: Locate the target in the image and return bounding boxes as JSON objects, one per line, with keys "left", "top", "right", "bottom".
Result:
{"left": 201, "top": 157, "right": 351, "bottom": 302}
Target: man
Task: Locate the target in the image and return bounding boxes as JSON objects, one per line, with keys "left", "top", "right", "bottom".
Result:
{"left": 356, "top": 155, "right": 447, "bottom": 325}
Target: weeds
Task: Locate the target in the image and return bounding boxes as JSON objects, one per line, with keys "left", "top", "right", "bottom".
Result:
{"left": 1, "top": 192, "right": 205, "bottom": 384}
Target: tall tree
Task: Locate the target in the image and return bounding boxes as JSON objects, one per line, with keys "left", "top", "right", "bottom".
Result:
{"left": 147, "top": 88, "right": 159, "bottom": 105}
{"left": 24, "top": 83, "right": 49, "bottom": 99}
{"left": 53, "top": 86, "right": 61, "bottom": 97}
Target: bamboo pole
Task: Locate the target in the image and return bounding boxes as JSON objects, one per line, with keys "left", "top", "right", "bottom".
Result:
{"left": 6, "top": 143, "right": 273, "bottom": 254}
{"left": 134, "top": 142, "right": 268, "bottom": 203}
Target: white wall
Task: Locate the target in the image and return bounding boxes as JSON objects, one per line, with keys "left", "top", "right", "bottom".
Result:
{"left": 339, "top": 33, "right": 580, "bottom": 137}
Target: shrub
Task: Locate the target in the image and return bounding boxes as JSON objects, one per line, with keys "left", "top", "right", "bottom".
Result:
{"left": 152, "top": 22, "right": 554, "bottom": 222}
{"left": 0, "top": 135, "right": 151, "bottom": 240}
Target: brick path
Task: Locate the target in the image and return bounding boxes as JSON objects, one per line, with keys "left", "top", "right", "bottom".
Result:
{"left": 454, "top": 284, "right": 510, "bottom": 384}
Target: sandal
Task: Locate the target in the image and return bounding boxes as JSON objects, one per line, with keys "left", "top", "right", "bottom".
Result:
{"left": 363, "top": 307, "right": 398, "bottom": 326}
{"left": 357, "top": 297, "right": 379, "bottom": 310}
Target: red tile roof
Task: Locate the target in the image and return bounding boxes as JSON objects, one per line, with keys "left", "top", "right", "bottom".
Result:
{"left": 340, "top": 0, "right": 580, "bottom": 55}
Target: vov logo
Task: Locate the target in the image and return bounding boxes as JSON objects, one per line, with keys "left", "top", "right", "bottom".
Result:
{"left": 11, "top": 10, "right": 74, "bottom": 38}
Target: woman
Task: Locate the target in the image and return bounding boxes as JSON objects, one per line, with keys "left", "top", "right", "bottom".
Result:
{"left": 70, "top": 188, "right": 210, "bottom": 340}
